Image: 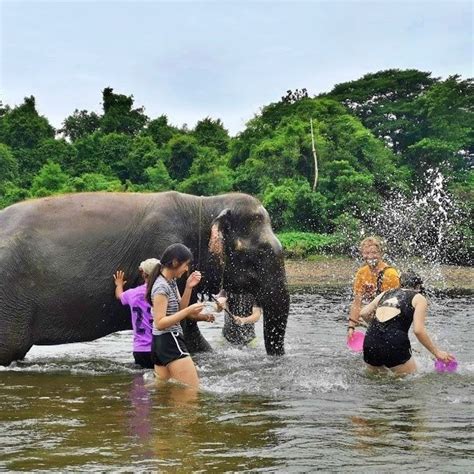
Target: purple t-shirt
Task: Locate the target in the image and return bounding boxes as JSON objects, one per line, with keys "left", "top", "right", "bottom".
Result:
{"left": 120, "top": 284, "right": 153, "bottom": 352}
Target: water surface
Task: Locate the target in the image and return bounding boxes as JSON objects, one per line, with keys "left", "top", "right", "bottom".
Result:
{"left": 1, "top": 289, "right": 472, "bottom": 471}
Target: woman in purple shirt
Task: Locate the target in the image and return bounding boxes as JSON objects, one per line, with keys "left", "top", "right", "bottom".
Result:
{"left": 113, "top": 258, "right": 160, "bottom": 369}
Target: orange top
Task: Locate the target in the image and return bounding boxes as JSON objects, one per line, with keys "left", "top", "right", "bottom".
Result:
{"left": 353, "top": 263, "right": 400, "bottom": 302}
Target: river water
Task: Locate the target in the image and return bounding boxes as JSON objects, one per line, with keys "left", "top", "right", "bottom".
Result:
{"left": 1, "top": 288, "right": 473, "bottom": 472}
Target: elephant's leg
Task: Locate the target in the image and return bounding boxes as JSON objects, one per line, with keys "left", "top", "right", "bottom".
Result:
{"left": 0, "top": 314, "right": 33, "bottom": 366}
{"left": 181, "top": 319, "right": 212, "bottom": 353}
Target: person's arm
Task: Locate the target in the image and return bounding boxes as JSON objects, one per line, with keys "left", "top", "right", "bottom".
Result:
{"left": 234, "top": 306, "right": 262, "bottom": 325}
{"left": 412, "top": 294, "right": 454, "bottom": 362}
{"left": 347, "top": 294, "right": 362, "bottom": 339}
{"left": 360, "top": 293, "right": 384, "bottom": 320}
{"left": 113, "top": 270, "right": 127, "bottom": 301}
{"left": 153, "top": 294, "right": 204, "bottom": 330}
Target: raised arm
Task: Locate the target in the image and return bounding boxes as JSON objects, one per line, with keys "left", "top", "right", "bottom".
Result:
{"left": 113, "top": 270, "right": 127, "bottom": 300}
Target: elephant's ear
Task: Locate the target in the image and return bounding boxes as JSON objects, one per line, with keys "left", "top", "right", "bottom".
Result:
{"left": 208, "top": 208, "right": 231, "bottom": 260}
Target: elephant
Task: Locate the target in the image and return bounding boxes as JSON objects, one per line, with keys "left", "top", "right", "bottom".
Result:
{"left": 0, "top": 191, "right": 290, "bottom": 366}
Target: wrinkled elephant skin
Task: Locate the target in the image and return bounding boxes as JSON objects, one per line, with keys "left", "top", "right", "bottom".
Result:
{"left": 0, "top": 192, "right": 290, "bottom": 366}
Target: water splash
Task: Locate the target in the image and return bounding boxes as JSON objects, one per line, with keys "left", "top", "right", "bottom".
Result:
{"left": 361, "top": 168, "right": 468, "bottom": 288}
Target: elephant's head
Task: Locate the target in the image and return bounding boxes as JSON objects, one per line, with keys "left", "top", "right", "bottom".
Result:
{"left": 205, "top": 195, "right": 290, "bottom": 355}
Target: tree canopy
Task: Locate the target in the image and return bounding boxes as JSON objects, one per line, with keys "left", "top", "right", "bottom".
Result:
{"left": 0, "top": 71, "right": 472, "bottom": 264}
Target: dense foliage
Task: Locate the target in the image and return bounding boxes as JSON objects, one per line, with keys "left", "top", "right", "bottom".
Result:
{"left": 0, "top": 70, "right": 472, "bottom": 264}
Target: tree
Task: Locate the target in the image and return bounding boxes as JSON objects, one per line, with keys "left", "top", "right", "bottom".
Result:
{"left": 0, "top": 143, "right": 19, "bottom": 183}
{"left": 30, "top": 138, "right": 78, "bottom": 176}
{"left": 100, "top": 87, "right": 148, "bottom": 135}
{"left": 163, "top": 135, "right": 199, "bottom": 181}
{"left": 60, "top": 109, "right": 101, "bottom": 141}
{"left": 178, "top": 147, "right": 233, "bottom": 195}
{"left": 326, "top": 69, "right": 437, "bottom": 154}
{"left": 70, "top": 173, "right": 123, "bottom": 192}
{"left": 0, "top": 96, "right": 55, "bottom": 149}
{"left": 144, "top": 160, "right": 175, "bottom": 191}
{"left": 144, "top": 115, "right": 178, "bottom": 147}
{"left": 29, "top": 161, "right": 72, "bottom": 197}
{"left": 121, "top": 136, "right": 160, "bottom": 183}
{"left": 192, "top": 117, "right": 230, "bottom": 154}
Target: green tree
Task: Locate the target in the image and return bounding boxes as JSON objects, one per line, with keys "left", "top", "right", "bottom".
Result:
{"left": 326, "top": 69, "right": 437, "bottom": 154}
{"left": 143, "top": 160, "right": 175, "bottom": 191}
{"left": 100, "top": 87, "right": 148, "bottom": 135}
{"left": 98, "top": 132, "right": 132, "bottom": 178}
{"left": 192, "top": 117, "right": 230, "bottom": 154}
{"left": 0, "top": 96, "right": 55, "bottom": 150}
{"left": 31, "top": 138, "right": 78, "bottom": 175}
{"left": 144, "top": 115, "right": 178, "bottom": 147}
{"left": 60, "top": 109, "right": 101, "bottom": 141}
{"left": 121, "top": 135, "right": 160, "bottom": 183}
{"left": 163, "top": 135, "right": 199, "bottom": 181}
{"left": 178, "top": 147, "right": 233, "bottom": 195}
{"left": 70, "top": 173, "right": 123, "bottom": 192}
{"left": 0, "top": 143, "right": 19, "bottom": 183}
{"left": 73, "top": 132, "right": 105, "bottom": 175}
{"left": 30, "top": 161, "right": 72, "bottom": 197}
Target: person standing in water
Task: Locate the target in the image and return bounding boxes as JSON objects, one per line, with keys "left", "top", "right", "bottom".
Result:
{"left": 360, "top": 271, "right": 455, "bottom": 375}
{"left": 113, "top": 258, "right": 160, "bottom": 369}
{"left": 146, "top": 243, "right": 213, "bottom": 389}
{"left": 220, "top": 292, "right": 262, "bottom": 347}
{"left": 347, "top": 236, "right": 400, "bottom": 340}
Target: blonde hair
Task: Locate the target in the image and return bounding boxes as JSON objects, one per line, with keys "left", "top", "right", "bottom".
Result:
{"left": 359, "top": 236, "right": 383, "bottom": 254}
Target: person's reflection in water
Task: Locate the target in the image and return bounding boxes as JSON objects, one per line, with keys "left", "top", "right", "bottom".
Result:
{"left": 349, "top": 394, "right": 428, "bottom": 453}
{"left": 127, "top": 374, "right": 153, "bottom": 441}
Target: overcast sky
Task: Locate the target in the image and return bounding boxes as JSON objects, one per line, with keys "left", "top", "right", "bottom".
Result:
{"left": 1, "top": 0, "right": 472, "bottom": 135}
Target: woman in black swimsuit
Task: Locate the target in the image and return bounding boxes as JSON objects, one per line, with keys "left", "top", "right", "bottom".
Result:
{"left": 359, "top": 271, "right": 455, "bottom": 375}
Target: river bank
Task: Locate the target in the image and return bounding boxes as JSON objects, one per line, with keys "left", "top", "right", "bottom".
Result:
{"left": 285, "top": 256, "right": 474, "bottom": 291}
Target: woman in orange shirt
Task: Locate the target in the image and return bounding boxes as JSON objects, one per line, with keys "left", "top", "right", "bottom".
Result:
{"left": 347, "top": 236, "right": 399, "bottom": 340}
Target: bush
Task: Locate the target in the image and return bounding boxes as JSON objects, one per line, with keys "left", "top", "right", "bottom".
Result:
{"left": 277, "top": 231, "right": 342, "bottom": 258}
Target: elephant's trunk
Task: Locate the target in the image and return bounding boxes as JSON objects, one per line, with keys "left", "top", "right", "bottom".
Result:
{"left": 260, "top": 283, "right": 290, "bottom": 356}
{"left": 257, "top": 249, "right": 290, "bottom": 356}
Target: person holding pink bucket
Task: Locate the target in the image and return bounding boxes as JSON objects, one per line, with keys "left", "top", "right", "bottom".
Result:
{"left": 357, "top": 270, "right": 456, "bottom": 375}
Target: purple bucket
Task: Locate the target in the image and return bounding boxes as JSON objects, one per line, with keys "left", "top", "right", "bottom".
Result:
{"left": 434, "top": 357, "right": 458, "bottom": 373}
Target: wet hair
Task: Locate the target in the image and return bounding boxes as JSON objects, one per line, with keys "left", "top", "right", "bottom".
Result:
{"left": 359, "top": 236, "right": 383, "bottom": 254}
{"left": 400, "top": 270, "right": 424, "bottom": 290}
{"left": 146, "top": 243, "right": 193, "bottom": 304}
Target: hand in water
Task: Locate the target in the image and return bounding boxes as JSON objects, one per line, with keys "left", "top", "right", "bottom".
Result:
{"left": 435, "top": 350, "right": 455, "bottom": 362}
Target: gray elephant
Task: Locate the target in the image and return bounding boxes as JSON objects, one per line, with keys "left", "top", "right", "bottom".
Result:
{"left": 0, "top": 191, "right": 290, "bottom": 366}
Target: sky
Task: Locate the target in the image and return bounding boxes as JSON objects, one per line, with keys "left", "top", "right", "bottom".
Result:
{"left": 0, "top": 0, "right": 472, "bottom": 136}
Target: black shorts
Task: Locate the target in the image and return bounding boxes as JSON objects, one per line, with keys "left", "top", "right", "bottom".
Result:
{"left": 133, "top": 351, "right": 154, "bottom": 369}
{"left": 152, "top": 332, "right": 190, "bottom": 367}
{"left": 363, "top": 329, "right": 412, "bottom": 368}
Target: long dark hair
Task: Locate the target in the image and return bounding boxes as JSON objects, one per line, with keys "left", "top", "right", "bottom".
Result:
{"left": 146, "top": 243, "right": 193, "bottom": 304}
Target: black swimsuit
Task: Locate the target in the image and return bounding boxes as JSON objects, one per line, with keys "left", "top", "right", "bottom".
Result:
{"left": 363, "top": 289, "right": 418, "bottom": 368}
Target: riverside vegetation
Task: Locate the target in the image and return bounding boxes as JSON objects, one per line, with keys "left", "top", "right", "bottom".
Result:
{"left": 0, "top": 69, "right": 472, "bottom": 265}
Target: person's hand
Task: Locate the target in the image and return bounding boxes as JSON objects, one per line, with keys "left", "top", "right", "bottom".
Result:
{"left": 347, "top": 327, "right": 355, "bottom": 342}
{"left": 215, "top": 296, "right": 227, "bottom": 312}
{"left": 186, "top": 271, "right": 202, "bottom": 289}
{"left": 113, "top": 270, "right": 126, "bottom": 286}
{"left": 434, "top": 350, "right": 455, "bottom": 363}
{"left": 187, "top": 302, "right": 204, "bottom": 317}
{"left": 203, "top": 313, "right": 215, "bottom": 323}
{"left": 234, "top": 316, "right": 246, "bottom": 325}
